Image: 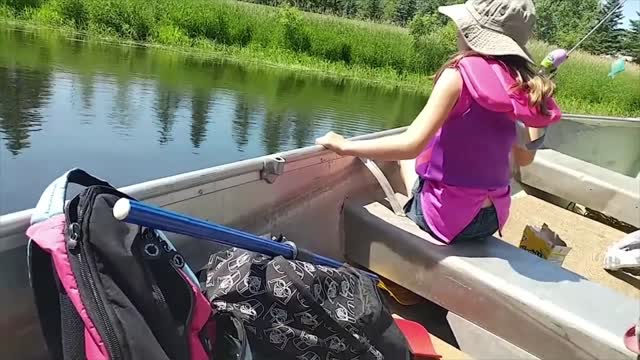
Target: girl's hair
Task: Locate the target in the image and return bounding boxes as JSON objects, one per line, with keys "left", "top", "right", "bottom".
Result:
{"left": 434, "top": 50, "right": 556, "bottom": 116}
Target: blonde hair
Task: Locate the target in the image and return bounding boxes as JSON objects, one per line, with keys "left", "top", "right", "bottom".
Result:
{"left": 434, "top": 51, "right": 556, "bottom": 116}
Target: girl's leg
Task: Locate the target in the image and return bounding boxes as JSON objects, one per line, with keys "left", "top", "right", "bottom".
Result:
{"left": 399, "top": 159, "right": 417, "bottom": 196}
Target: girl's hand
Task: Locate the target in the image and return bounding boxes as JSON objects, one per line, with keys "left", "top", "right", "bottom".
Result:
{"left": 315, "top": 131, "right": 350, "bottom": 155}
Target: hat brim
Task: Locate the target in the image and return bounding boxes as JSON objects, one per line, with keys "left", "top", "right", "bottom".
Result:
{"left": 438, "top": 4, "right": 534, "bottom": 64}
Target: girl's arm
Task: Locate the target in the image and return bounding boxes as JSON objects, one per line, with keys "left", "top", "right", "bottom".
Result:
{"left": 512, "top": 145, "right": 536, "bottom": 166}
{"left": 512, "top": 126, "right": 544, "bottom": 166}
{"left": 315, "top": 68, "right": 462, "bottom": 161}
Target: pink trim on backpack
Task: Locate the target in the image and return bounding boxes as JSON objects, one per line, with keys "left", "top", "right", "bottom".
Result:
{"left": 26, "top": 215, "right": 109, "bottom": 360}
{"left": 178, "top": 270, "right": 214, "bottom": 360}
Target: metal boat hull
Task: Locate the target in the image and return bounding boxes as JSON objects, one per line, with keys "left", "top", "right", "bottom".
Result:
{"left": 1, "top": 120, "right": 638, "bottom": 359}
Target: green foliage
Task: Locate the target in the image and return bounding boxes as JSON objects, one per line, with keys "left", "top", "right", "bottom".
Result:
{"left": 393, "top": 0, "right": 416, "bottom": 26}
{"left": 581, "top": 0, "right": 625, "bottom": 55}
{"left": 53, "top": 0, "right": 87, "bottom": 28}
{"left": 162, "top": 0, "right": 232, "bottom": 44}
{"left": 3, "top": 0, "right": 42, "bottom": 11}
{"left": 279, "top": 6, "right": 311, "bottom": 52}
{"left": 408, "top": 12, "right": 440, "bottom": 38}
{"left": 2, "top": 0, "right": 639, "bottom": 117}
{"left": 627, "top": 14, "right": 640, "bottom": 63}
{"left": 30, "top": 1, "right": 67, "bottom": 26}
{"left": 414, "top": 0, "right": 457, "bottom": 17}
{"left": 342, "top": 0, "right": 358, "bottom": 18}
{"left": 233, "top": 23, "right": 253, "bottom": 47}
{"left": 411, "top": 21, "right": 456, "bottom": 74}
{"left": 0, "top": 4, "right": 14, "bottom": 18}
{"left": 361, "top": 0, "right": 382, "bottom": 21}
{"left": 534, "top": 0, "right": 600, "bottom": 49}
{"left": 308, "top": 25, "right": 353, "bottom": 63}
{"left": 83, "top": 0, "right": 155, "bottom": 40}
{"left": 154, "top": 23, "right": 190, "bottom": 46}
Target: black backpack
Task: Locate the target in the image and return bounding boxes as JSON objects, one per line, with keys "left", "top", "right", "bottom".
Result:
{"left": 204, "top": 247, "right": 411, "bottom": 360}
{"left": 26, "top": 169, "right": 215, "bottom": 360}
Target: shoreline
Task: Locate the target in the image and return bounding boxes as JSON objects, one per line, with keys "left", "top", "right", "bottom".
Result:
{"left": 0, "top": 19, "right": 434, "bottom": 95}
{"left": 1, "top": 0, "right": 639, "bottom": 118}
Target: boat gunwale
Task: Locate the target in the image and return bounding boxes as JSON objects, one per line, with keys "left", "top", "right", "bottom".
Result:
{"left": 0, "top": 127, "right": 407, "bottom": 237}
{"left": 2, "top": 112, "right": 639, "bottom": 233}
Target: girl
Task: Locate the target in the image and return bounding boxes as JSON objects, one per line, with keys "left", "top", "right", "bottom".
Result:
{"left": 316, "top": 0, "right": 561, "bottom": 244}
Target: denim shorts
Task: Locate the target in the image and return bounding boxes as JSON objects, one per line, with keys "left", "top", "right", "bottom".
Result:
{"left": 403, "top": 177, "right": 500, "bottom": 243}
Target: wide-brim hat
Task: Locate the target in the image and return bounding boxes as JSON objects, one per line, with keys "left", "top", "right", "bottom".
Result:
{"left": 439, "top": 0, "right": 536, "bottom": 63}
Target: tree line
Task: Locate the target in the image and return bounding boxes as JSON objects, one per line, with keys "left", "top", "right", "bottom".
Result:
{"left": 241, "top": 0, "right": 640, "bottom": 62}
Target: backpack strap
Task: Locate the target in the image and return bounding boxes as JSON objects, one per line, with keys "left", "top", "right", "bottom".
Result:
{"left": 31, "top": 168, "right": 112, "bottom": 224}
{"left": 30, "top": 168, "right": 202, "bottom": 286}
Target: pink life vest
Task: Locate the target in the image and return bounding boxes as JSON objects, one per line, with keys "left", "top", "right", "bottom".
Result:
{"left": 457, "top": 55, "right": 562, "bottom": 128}
{"left": 416, "top": 55, "right": 562, "bottom": 243}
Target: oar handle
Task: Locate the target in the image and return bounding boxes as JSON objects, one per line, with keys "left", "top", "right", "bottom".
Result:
{"left": 113, "top": 198, "right": 378, "bottom": 280}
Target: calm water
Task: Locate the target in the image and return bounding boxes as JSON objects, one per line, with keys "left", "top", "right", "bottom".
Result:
{"left": 2, "top": 28, "right": 638, "bottom": 215}
{"left": 0, "top": 28, "right": 425, "bottom": 214}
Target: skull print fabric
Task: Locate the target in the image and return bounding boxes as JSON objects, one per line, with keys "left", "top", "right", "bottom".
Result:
{"left": 205, "top": 248, "right": 387, "bottom": 360}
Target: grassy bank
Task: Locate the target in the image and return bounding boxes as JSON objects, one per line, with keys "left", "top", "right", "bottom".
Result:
{"left": 1, "top": 0, "right": 639, "bottom": 116}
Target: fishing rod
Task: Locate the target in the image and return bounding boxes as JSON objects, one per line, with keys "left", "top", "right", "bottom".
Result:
{"left": 541, "top": 0, "right": 628, "bottom": 76}
{"left": 567, "top": 0, "right": 628, "bottom": 56}
{"left": 537, "top": 0, "right": 639, "bottom": 126}
{"left": 113, "top": 198, "right": 380, "bottom": 280}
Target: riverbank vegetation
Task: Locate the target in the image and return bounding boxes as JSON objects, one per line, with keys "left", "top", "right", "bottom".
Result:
{"left": 1, "top": 0, "right": 639, "bottom": 116}
{"left": 240, "top": 0, "right": 640, "bottom": 62}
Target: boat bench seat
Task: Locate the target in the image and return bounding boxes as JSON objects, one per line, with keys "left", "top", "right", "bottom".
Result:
{"left": 343, "top": 194, "right": 638, "bottom": 360}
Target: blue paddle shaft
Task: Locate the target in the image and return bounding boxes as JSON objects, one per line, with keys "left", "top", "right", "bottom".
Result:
{"left": 112, "top": 198, "right": 375, "bottom": 279}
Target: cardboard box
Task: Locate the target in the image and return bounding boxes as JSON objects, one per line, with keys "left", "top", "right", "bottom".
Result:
{"left": 519, "top": 223, "right": 571, "bottom": 265}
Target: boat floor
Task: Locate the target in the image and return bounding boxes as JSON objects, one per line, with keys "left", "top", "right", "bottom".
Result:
{"left": 383, "top": 292, "right": 471, "bottom": 360}
{"left": 501, "top": 191, "right": 639, "bottom": 299}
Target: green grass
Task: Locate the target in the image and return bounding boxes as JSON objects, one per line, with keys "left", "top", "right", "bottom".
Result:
{"left": 1, "top": 0, "right": 639, "bottom": 116}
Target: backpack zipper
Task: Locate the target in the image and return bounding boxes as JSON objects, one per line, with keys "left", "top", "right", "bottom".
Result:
{"left": 67, "top": 187, "right": 123, "bottom": 360}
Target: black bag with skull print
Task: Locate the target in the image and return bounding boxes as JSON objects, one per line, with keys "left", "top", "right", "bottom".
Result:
{"left": 204, "top": 248, "right": 410, "bottom": 360}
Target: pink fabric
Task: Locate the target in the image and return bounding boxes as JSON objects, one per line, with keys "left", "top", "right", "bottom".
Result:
{"left": 415, "top": 55, "right": 561, "bottom": 243}
{"left": 26, "top": 215, "right": 108, "bottom": 360}
{"left": 420, "top": 181, "right": 511, "bottom": 243}
{"left": 457, "top": 56, "right": 562, "bottom": 128}
{"left": 85, "top": 328, "right": 106, "bottom": 360}
{"left": 178, "top": 270, "right": 213, "bottom": 360}
{"left": 457, "top": 58, "right": 512, "bottom": 113}
{"left": 625, "top": 325, "right": 639, "bottom": 354}
{"left": 417, "top": 84, "right": 513, "bottom": 243}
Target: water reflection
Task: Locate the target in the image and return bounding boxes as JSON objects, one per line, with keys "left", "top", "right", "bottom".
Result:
{"left": 109, "top": 77, "right": 135, "bottom": 135}
{"left": 2, "top": 27, "right": 638, "bottom": 215}
{"left": 190, "top": 89, "right": 211, "bottom": 149}
{"left": 232, "top": 95, "right": 254, "bottom": 152}
{"left": 292, "top": 112, "right": 313, "bottom": 149}
{"left": 154, "top": 86, "right": 182, "bottom": 145}
{"left": 72, "top": 72, "right": 95, "bottom": 122}
{"left": 0, "top": 67, "right": 52, "bottom": 155}
{"left": 0, "top": 27, "right": 425, "bottom": 213}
